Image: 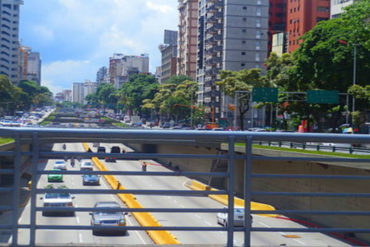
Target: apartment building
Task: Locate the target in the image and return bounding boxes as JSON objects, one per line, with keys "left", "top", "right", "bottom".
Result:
{"left": 72, "top": 81, "right": 97, "bottom": 104}
{"left": 109, "top": 53, "right": 149, "bottom": 89}
{"left": 268, "top": 0, "right": 286, "bottom": 54}
{"left": 177, "top": 0, "right": 198, "bottom": 79}
{"left": 286, "top": 0, "right": 330, "bottom": 53}
{"left": 96, "top": 66, "right": 108, "bottom": 84}
{"left": 197, "top": 0, "right": 268, "bottom": 125}
{"left": 0, "top": 0, "right": 23, "bottom": 82}
{"left": 18, "top": 46, "right": 41, "bottom": 85}
{"left": 159, "top": 30, "right": 178, "bottom": 83}
{"left": 330, "top": 0, "right": 356, "bottom": 18}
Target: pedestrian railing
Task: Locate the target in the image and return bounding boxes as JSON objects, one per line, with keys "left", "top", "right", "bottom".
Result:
{"left": 0, "top": 127, "right": 369, "bottom": 247}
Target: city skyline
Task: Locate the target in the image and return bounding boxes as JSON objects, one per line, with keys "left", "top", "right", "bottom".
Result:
{"left": 19, "top": 0, "right": 178, "bottom": 93}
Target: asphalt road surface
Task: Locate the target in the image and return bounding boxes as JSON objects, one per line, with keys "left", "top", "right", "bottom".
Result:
{"left": 1, "top": 142, "right": 354, "bottom": 246}
{"left": 14, "top": 143, "right": 153, "bottom": 246}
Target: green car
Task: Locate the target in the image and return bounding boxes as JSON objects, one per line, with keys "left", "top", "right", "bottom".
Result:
{"left": 48, "top": 169, "right": 63, "bottom": 182}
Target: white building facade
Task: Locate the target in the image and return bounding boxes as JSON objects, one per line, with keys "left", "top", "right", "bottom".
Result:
{"left": 0, "top": 0, "right": 23, "bottom": 82}
{"left": 330, "top": 0, "right": 356, "bottom": 18}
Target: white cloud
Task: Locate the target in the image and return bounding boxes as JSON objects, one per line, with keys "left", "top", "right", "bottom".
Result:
{"left": 32, "top": 25, "right": 54, "bottom": 42}
{"left": 42, "top": 60, "right": 97, "bottom": 93}
{"left": 146, "top": 1, "right": 175, "bottom": 14}
{"left": 22, "top": 0, "right": 179, "bottom": 93}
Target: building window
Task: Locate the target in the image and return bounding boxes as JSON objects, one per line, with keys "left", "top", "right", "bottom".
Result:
{"left": 242, "top": 40, "right": 246, "bottom": 44}
{"left": 256, "top": 19, "right": 261, "bottom": 27}
{"left": 243, "top": 17, "right": 247, "bottom": 21}
{"left": 317, "top": 7, "right": 329, "bottom": 12}
{"left": 255, "top": 53, "right": 260, "bottom": 62}
{"left": 256, "top": 41, "right": 260, "bottom": 50}
{"left": 241, "top": 63, "right": 245, "bottom": 67}
{"left": 257, "top": 0, "right": 262, "bottom": 4}
{"left": 241, "top": 51, "right": 246, "bottom": 55}
{"left": 256, "top": 8, "right": 261, "bottom": 16}
{"left": 242, "top": 29, "right": 246, "bottom": 33}
{"left": 243, "top": 6, "right": 247, "bottom": 10}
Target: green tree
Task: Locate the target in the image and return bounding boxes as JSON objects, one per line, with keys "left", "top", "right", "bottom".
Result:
{"left": 119, "top": 74, "right": 158, "bottom": 116}
{"left": 216, "top": 68, "right": 270, "bottom": 130}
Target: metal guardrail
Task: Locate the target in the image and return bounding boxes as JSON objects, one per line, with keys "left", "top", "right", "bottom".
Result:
{"left": 0, "top": 127, "right": 369, "bottom": 247}
{"left": 255, "top": 141, "right": 370, "bottom": 154}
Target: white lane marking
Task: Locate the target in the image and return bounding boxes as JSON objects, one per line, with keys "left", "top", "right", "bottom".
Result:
{"left": 259, "top": 222, "right": 271, "bottom": 228}
{"left": 204, "top": 220, "right": 212, "bottom": 226}
{"left": 76, "top": 216, "right": 80, "bottom": 224}
{"left": 78, "top": 233, "right": 83, "bottom": 243}
{"left": 195, "top": 214, "right": 202, "bottom": 219}
{"left": 293, "top": 239, "right": 305, "bottom": 245}
{"left": 126, "top": 215, "right": 146, "bottom": 244}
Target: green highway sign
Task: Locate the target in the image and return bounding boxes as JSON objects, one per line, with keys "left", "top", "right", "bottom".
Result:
{"left": 307, "top": 90, "right": 339, "bottom": 104}
{"left": 252, "top": 88, "right": 278, "bottom": 103}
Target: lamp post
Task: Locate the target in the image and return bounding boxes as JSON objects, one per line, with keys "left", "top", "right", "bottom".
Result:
{"left": 338, "top": 40, "right": 357, "bottom": 115}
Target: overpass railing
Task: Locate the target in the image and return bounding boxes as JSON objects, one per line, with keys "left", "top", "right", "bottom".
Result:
{"left": 0, "top": 127, "right": 369, "bottom": 247}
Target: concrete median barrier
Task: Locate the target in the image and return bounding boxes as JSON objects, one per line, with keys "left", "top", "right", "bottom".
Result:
{"left": 83, "top": 143, "right": 180, "bottom": 245}
{"left": 187, "top": 180, "right": 277, "bottom": 217}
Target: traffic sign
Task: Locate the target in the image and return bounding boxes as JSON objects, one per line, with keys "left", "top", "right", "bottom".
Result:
{"left": 307, "top": 90, "right": 339, "bottom": 104}
{"left": 252, "top": 88, "right": 278, "bottom": 103}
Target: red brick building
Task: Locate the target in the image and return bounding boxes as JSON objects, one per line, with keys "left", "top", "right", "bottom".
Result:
{"left": 286, "top": 0, "right": 330, "bottom": 53}
{"left": 268, "top": 0, "right": 286, "bottom": 54}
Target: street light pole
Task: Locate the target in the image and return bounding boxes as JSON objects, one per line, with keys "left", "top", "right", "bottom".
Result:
{"left": 352, "top": 44, "right": 357, "bottom": 114}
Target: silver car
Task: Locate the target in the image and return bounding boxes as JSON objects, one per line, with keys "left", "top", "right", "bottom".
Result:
{"left": 217, "top": 207, "right": 252, "bottom": 227}
{"left": 90, "top": 201, "right": 127, "bottom": 235}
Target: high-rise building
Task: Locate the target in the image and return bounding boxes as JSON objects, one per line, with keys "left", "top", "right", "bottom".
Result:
{"left": 164, "top": 29, "right": 178, "bottom": 45}
{"left": 197, "top": 0, "right": 268, "bottom": 125}
{"left": 159, "top": 30, "right": 178, "bottom": 83}
{"left": 0, "top": 0, "right": 23, "bottom": 82}
{"left": 155, "top": 66, "right": 162, "bottom": 81}
{"left": 177, "top": 0, "right": 198, "bottom": 79}
{"left": 72, "top": 81, "right": 97, "bottom": 104}
{"left": 18, "top": 46, "right": 42, "bottom": 84}
{"left": 286, "top": 0, "right": 330, "bottom": 53}
{"left": 26, "top": 51, "right": 41, "bottom": 85}
{"left": 72, "top": 82, "right": 84, "bottom": 104}
{"left": 268, "top": 0, "right": 286, "bottom": 54}
{"left": 330, "top": 0, "right": 356, "bottom": 18}
{"left": 83, "top": 81, "right": 97, "bottom": 104}
{"left": 109, "top": 53, "right": 149, "bottom": 89}
{"left": 96, "top": 66, "right": 108, "bottom": 84}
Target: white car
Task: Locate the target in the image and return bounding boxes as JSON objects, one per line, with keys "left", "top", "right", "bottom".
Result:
{"left": 217, "top": 207, "right": 252, "bottom": 227}
{"left": 41, "top": 187, "right": 75, "bottom": 216}
{"left": 53, "top": 161, "right": 67, "bottom": 170}
{"left": 80, "top": 160, "right": 94, "bottom": 171}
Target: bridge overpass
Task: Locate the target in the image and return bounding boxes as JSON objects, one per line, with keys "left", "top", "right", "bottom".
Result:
{"left": 0, "top": 127, "right": 369, "bottom": 246}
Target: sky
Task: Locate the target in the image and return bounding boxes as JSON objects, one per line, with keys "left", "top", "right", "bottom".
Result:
{"left": 20, "top": 0, "right": 179, "bottom": 94}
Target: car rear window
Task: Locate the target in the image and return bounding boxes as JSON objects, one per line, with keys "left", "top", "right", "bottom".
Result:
{"left": 97, "top": 147, "right": 106, "bottom": 152}
{"left": 111, "top": 146, "right": 120, "bottom": 153}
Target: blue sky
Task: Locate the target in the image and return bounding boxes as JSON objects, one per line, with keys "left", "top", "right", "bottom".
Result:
{"left": 20, "top": 0, "right": 178, "bottom": 93}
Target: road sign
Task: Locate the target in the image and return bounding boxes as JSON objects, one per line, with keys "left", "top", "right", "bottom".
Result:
{"left": 252, "top": 88, "right": 278, "bottom": 103}
{"left": 307, "top": 90, "right": 339, "bottom": 104}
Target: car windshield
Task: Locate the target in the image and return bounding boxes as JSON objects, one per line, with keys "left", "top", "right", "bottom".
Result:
{"left": 45, "top": 193, "right": 70, "bottom": 199}
{"left": 94, "top": 211, "right": 121, "bottom": 216}
{"left": 235, "top": 208, "right": 244, "bottom": 214}
{"left": 83, "top": 162, "right": 92, "bottom": 166}
{"left": 55, "top": 161, "right": 65, "bottom": 164}
{"left": 84, "top": 175, "right": 97, "bottom": 179}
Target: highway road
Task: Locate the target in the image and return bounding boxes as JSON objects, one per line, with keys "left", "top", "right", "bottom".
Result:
{"left": 94, "top": 143, "right": 353, "bottom": 246}
{"left": 1, "top": 142, "right": 355, "bottom": 246}
{"left": 14, "top": 143, "right": 153, "bottom": 246}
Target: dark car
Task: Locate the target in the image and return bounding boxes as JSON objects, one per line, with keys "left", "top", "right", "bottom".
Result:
{"left": 105, "top": 146, "right": 120, "bottom": 162}
{"left": 82, "top": 174, "right": 100, "bottom": 185}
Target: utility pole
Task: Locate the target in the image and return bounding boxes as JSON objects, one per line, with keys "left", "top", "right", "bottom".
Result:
{"left": 352, "top": 44, "right": 357, "bottom": 114}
